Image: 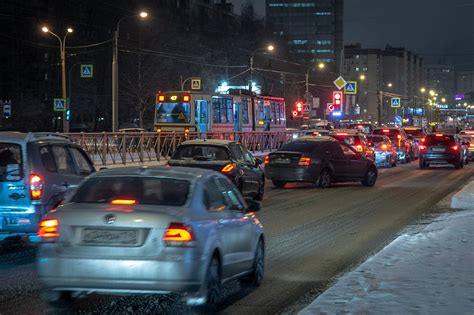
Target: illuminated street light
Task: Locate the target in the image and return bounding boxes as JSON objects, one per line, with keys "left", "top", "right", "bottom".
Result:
{"left": 429, "top": 90, "right": 435, "bottom": 96}
{"left": 441, "top": 97, "right": 446, "bottom": 103}
{"left": 318, "top": 62, "right": 325, "bottom": 70}
{"left": 359, "top": 74, "right": 366, "bottom": 81}
{"left": 420, "top": 87, "right": 426, "bottom": 93}
{"left": 41, "top": 26, "right": 49, "bottom": 33}
{"left": 67, "top": 27, "right": 73, "bottom": 33}
{"left": 267, "top": 45, "right": 274, "bottom": 51}
{"left": 464, "top": 102, "right": 468, "bottom": 106}
{"left": 387, "top": 83, "right": 393, "bottom": 87}
{"left": 139, "top": 11, "right": 148, "bottom": 18}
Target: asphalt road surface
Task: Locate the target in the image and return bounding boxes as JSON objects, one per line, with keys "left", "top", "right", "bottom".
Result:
{"left": 0, "top": 162, "right": 472, "bottom": 315}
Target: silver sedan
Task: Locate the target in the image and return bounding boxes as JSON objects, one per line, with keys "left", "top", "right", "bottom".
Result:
{"left": 37, "top": 166, "right": 264, "bottom": 309}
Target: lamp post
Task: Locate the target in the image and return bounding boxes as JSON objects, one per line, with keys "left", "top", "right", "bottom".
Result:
{"left": 112, "top": 11, "right": 148, "bottom": 132}
{"left": 42, "top": 26, "right": 73, "bottom": 132}
{"left": 248, "top": 45, "right": 274, "bottom": 131}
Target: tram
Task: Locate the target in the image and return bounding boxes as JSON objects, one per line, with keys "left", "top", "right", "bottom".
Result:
{"left": 154, "top": 90, "right": 286, "bottom": 133}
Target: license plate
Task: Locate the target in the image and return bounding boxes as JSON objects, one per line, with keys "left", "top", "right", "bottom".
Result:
{"left": 274, "top": 158, "right": 290, "bottom": 164}
{"left": 432, "top": 148, "right": 445, "bottom": 152}
{"left": 82, "top": 229, "right": 137, "bottom": 246}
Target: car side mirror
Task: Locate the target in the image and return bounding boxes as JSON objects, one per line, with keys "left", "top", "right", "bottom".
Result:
{"left": 255, "top": 157, "right": 263, "bottom": 165}
{"left": 99, "top": 167, "right": 108, "bottom": 171}
{"left": 245, "top": 199, "right": 261, "bottom": 213}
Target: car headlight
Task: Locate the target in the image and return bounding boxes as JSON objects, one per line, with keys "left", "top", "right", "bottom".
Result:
{"left": 292, "top": 134, "right": 298, "bottom": 139}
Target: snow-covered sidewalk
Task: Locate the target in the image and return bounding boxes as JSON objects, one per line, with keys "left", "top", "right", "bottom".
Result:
{"left": 300, "top": 210, "right": 474, "bottom": 314}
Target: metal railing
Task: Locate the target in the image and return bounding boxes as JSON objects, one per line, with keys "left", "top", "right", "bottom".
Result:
{"left": 66, "top": 131, "right": 306, "bottom": 166}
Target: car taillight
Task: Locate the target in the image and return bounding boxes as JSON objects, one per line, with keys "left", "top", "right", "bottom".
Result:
{"left": 29, "top": 174, "right": 44, "bottom": 200}
{"left": 452, "top": 145, "right": 459, "bottom": 151}
{"left": 469, "top": 143, "right": 474, "bottom": 148}
{"left": 421, "top": 137, "right": 426, "bottom": 143}
{"left": 435, "top": 133, "right": 443, "bottom": 137}
{"left": 397, "top": 134, "right": 402, "bottom": 140}
{"left": 419, "top": 145, "right": 426, "bottom": 151}
{"left": 355, "top": 145, "right": 364, "bottom": 152}
{"left": 38, "top": 218, "right": 59, "bottom": 240}
{"left": 381, "top": 144, "right": 388, "bottom": 151}
{"left": 382, "top": 129, "right": 390, "bottom": 133}
{"left": 264, "top": 156, "right": 270, "bottom": 165}
{"left": 111, "top": 199, "right": 137, "bottom": 205}
{"left": 163, "top": 222, "right": 195, "bottom": 247}
{"left": 221, "top": 163, "right": 236, "bottom": 173}
{"left": 298, "top": 156, "right": 311, "bottom": 166}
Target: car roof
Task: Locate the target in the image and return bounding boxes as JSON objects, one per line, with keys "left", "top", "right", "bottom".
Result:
{"left": 0, "top": 132, "right": 71, "bottom": 144}
{"left": 293, "top": 136, "right": 336, "bottom": 142}
{"left": 332, "top": 129, "right": 361, "bottom": 135}
{"left": 180, "top": 139, "right": 235, "bottom": 146}
{"left": 92, "top": 166, "right": 216, "bottom": 181}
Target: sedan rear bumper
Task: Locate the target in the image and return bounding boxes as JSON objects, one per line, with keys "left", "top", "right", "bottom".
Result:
{"left": 38, "top": 255, "right": 204, "bottom": 294}
{"left": 421, "top": 153, "right": 459, "bottom": 164}
{"left": 265, "top": 165, "right": 317, "bottom": 183}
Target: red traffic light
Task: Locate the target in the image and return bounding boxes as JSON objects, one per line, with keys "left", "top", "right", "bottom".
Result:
{"left": 332, "top": 91, "right": 343, "bottom": 108}
{"left": 296, "top": 102, "right": 303, "bottom": 112}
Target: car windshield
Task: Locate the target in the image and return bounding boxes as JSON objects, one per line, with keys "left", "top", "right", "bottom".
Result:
{"left": 425, "top": 135, "right": 455, "bottom": 146}
{"left": 173, "top": 145, "right": 230, "bottom": 161}
{"left": 367, "top": 136, "right": 385, "bottom": 144}
{"left": 404, "top": 129, "right": 423, "bottom": 137}
{"left": 280, "top": 140, "right": 323, "bottom": 153}
{"left": 373, "top": 129, "right": 399, "bottom": 140}
{"left": 72, "top": 176, "right": 190, "bottom": 206}
{"left": 349, "top": 124, "right": 372, "bottom": 134}
{"left": 332, "top": 135, "right": 361, "bottom": 146}
{"left": 0, "top": 143, "right": 23, "bottom": 182}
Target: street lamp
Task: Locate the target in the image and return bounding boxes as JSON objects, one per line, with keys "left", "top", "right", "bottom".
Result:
{"left": 248, "top": 44, "right": 275, "bottom": 131}
{"left": 112, "top": 11, "right": 148, "bottom": 132}
{"left": 429, "top": 90, "right": 435, "bottom": 96}
{"left": 359, "top": 74, "right": 366, "bottom": 81}
{"left": 387, "top": 83, "right": 393, "bottom": 88}
{"left": 41, "top": 25, "right": 73, "bottom": 132}
{"left": 317, "top": 62, "right": 325, "bottom": 70}
{"left": 441, "top": 97, "right": 446, "bottom": 103}
{"left": 420, "top": 87, "right": 426, "bottom": 93}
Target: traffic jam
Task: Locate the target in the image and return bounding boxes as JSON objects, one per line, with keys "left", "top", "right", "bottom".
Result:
{"left": 0, "top": 91, "right": 473, "bottom": 312}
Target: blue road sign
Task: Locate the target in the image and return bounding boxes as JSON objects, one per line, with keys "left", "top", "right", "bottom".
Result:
{"left": 394, "top": 115, "right": 402, "bottom": 125}
{"left": 3, "top": 100, "right": 11, "bottom": 118}
{"left": 54, "top": 98, "right": 66, "bottom": 112}
{"left": 81, "top": 64, "right": 93, "bottom": 78}
{"left": 344, "top": 81, "right": 357, "bottom": 95}
{"left": 391, "top": 97, "right": 401, "bottom": 108}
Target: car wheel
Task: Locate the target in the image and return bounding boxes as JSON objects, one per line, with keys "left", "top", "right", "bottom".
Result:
{"left": 272, "top": 180, "right": 286, "bottom": 188}
{"left": 203, "top": 256, "right": 221, "bottom": 309}
{"left": 317, "top": 168, "right": 331, "bottom": 188}
{"left": 240, "top": 239, "right": 264, "bottom": 287}
{"left": 419, "top": 158, "right": 426, "bottom": 169}
{"left": 361, "top": 166, "right": 377, "bottom": 187}
{"left": 254, "top": 179, "right": 265, "bottom": 201}
{"left": 454, "top": 160, "right": 462, "bottom": 169}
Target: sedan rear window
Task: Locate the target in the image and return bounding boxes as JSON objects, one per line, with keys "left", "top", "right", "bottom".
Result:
{"left": 331, "top": 135, "right": 361, "bottom": 146}
{"left": 373, "top": 129, "right": 399, "bottom": 140}
{"left": 280, "top": 141, "right": 323, "bottom": 153}
{"left": 173, "top": 145, "right": 230, "bottom": 161}
{"left": 0, "top": 143, "right": 23, "bottom": 182}
{"left": 425, "top": 136, "right": 455, "bottom": 146}
{"left": 72, "top": 176, "right": 190, "bottom": 206}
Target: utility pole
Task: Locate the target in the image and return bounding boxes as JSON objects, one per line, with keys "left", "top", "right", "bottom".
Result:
{"left": 248, "top": 54, "right": 255, "bottom": 131}
{"left": 378, "top": 90, "right": 383, "bottom": 126}
{"left": 112, "top": 30, "right": 119, "bottom": 132}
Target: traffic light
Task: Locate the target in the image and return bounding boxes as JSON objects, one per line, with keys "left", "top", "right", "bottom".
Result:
{"left": 66, "top": 109, "right": 70, "bottom": 121}
{"left": 332, "top": 91, "right": 343, "bottom": 113}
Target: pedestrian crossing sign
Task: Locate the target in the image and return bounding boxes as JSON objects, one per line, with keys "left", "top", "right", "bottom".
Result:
{"left": 391, "top": 97, "right": 401, "bottom": 108}
{"left": 53, "top": 98, "right": 66, "bottom": 112}
{"left": 344, "top": 81, "right": 357, "bottom": 95}
{"left": 81, "top": 64, "right": 93, "bottom": 78}
{"left": 191, "top": 77, "right": 201, "bottom": 90}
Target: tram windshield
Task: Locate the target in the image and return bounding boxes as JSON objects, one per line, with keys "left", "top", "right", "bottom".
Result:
{"left": 155, "top": 102, "right": 191, "bottom": 123}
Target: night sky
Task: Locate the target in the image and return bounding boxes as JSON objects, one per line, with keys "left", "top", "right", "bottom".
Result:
{"left": 230, "top": 0, "right": 474, "bottom": 70}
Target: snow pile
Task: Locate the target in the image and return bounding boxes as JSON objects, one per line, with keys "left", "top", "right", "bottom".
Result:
{"left": 300, "top": 210, "right": 474, "bottom": 314}
{"left": 451, "top": 180, "right": 474, "bottom": 210}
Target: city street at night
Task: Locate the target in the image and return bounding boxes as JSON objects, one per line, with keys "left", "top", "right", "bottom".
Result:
{"left": 0, "top": 162, "right": 472, "bottom": 314}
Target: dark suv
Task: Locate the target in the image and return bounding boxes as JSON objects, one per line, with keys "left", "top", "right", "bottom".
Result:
{"left": 0, "top": 132, "right": 95, "bottom": 239}
{"left": 373, "top": 127, "right": 412, "bottom": 163}
{"left": 419, "top": 133, "right": 463, "bottom": 169}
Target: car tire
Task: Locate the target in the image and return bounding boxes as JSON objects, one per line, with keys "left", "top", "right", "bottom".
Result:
{"left": 454, "top": 160, "right": 462, "bottom": 169}
{"left": 201, "top": 256, "right": 221, "bottom": 310}
{"left": 317, "top": 168, "right": 331, "bottom": 188}
{"left": 254, "top": 179, "right": 265, "bottom": 201}
{"left": 361, "top": 166, "right": 377, "bottom": 187}
{"left": 419, "top": 158, "right": 427, "bottom": 169}
{"left": 240, "top": 239, "right": 264, "bottom": 287}
{"left": 272, "top": 180, "right": 286, "bottom": 188}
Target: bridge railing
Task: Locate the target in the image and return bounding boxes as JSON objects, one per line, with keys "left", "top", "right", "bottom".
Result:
{"left": 65, "top": 131, "right": 306, "bottom": 166}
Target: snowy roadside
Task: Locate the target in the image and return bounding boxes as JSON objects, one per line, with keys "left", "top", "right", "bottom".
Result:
{"left": 299, "top": 209, "right": 474, "bottom": 314}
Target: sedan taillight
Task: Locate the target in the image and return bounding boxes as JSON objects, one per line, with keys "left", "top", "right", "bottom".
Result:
{"left": 38, "top": 218, "right": 59, "bottom": 241}
{"left": 221, "top": 163, "right": 236, "bottom": 173}
{"left": 298, "top": 156, "right": 311, "bottom": 166}
{"left": 163, "top": 222, "right": 195, "bottom": 247}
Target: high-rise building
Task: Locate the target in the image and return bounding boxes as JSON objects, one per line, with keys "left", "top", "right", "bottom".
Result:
{"left": 266, "top": 0, "right": 344, "bottom": 71}
{"left": 423, "top": 64, "right": 455, "bottom": 100}
{"left": 455, "top": 71, "right": 474, "bottom": 95}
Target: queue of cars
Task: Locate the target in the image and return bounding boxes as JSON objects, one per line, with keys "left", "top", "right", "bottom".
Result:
{"left": 0, "top": 127, "right": 472, "bottom": 309}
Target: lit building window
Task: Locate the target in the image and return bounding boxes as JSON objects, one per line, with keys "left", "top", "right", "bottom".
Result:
{"left": 316, "top": 12, "right": 332, "bottom": 16}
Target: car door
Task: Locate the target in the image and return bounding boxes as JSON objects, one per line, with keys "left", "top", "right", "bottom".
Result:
{"left": 341, "top": 143, "right": 366, "bottom": 178}
{"left": 217, "top": 177, "right": 255, "bottom": 273}
{"left": 239, "top": 144, "right": 262, "bottom": 194}
{"left": 331, "top": 143, "right": 350, "bottom": 180}
{"left": 203, "top": 177, "right": 243, "bottom": 279}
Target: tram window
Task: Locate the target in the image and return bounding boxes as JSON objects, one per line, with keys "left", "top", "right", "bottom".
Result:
{"left": 257, "top": 100, "right": 265, "bottom": 121}
{"left": 226, "top": 98, "right": 233, "bottom": 123}
{"left": 155, "top": 103, "right": 191, "bottom": 123}
{"left": 242, "top": 99, "right": 249, "bottom": 124}
{"left": 212, "top": 97, "right": 233, "bottom": 124}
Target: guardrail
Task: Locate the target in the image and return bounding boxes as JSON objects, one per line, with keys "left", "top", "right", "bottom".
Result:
{"left": 66, "top": 131, "right": 306, "bottom": 166}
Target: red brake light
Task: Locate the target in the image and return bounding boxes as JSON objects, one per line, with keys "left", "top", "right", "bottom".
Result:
{"left": 298, "top": 156, "right": 311, "bottom": 166}
{"left": 382, "top": 129, "right": 390, "bottom": 133}
{"left": 29, "top": 174, "right": 44, "bottom": 200}
{"left": 355, "top": 145, "right": 364, "bottom": 152}
{"left": 452, "top": 145, "right": 459, "bottom": 151}
{"left": 381, "top": 144, "right": 388, "bottom": 150}
{"left": 221, "top": 163, "right": 236, "bottom": 173}
{"left": 111, "top": 199, "right": 137, "bottom": 205}
{"left": 421, "top": 137, "right": 425, "bottom": 143}
{"left": 419, "top": 145, "right": 426, "bottom": 151}
{"left": 163, "top": 222, "right": 195, "bottom": 246}
{"left": 38, "top": 218, "right": 59, "bottom": 239}
{"left": 264, "top": 156, "right": 270, "bottom": 165}
{"left": 397, "top": 134, "right": 402, "bottom": 140}
{"left": 435, "top": 133, "right": 444, "bottom": 137}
